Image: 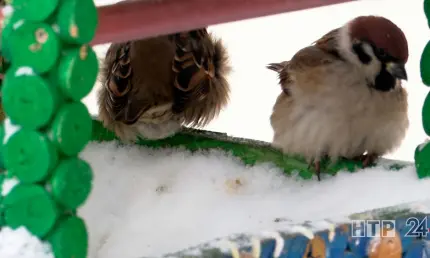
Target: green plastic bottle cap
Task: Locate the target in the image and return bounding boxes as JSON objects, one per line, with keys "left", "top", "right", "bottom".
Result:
{"left": 2, "top": 67, "right": 59, "bottom": 129}
{"left": 0, "top": 173, "right": 4, "bottom": 202}
{"left": 0, "top": 124, "right": 5, "bottom": 171}
{"left": 58, "top": 45, "right": 99, "bottom": 101}
{"left": 0, "top": 173, "right": 4, "bottom": 227}
{"left": 48, "top": 215, "right": 88, "bottom": 258}
{"left": 4, "top": 129, "right": 58, "bottom": 183}
{"left": 50, "top": 102, "right": 92, "bottom": 156}
{"left": 0, "top": 173, "right": 4, "bottom": 191}
{"left": 0, "top": 101, "right": 4, "bottom": 125}
{"left": 9, "top": 22, "right": 60, "bottom": 74}
{"left": 1, "top": 13, "right": 21, "bottom": 61}
{"left": 415, "top": 142, "right": 430, "bottom": 178}
{"left": 55, "top": 0, "right": 98, "bottom": 44}
{"left": 0, "top": 171, "right": 4, "bottom": 226}
{"left": 3, "top": 184, "right": 59, "bottom": 237}
{"left": 425, "top": 0, "right": 430, "bottom": 28}
{"left": 12, "top": 0, "right": 59, "bottom": 22}
{"left": 422, "top": 91, "right": 430, "bottom": 136}
{"left": 0, "top": 208, "right": 4, "bottom": 228}
{"left": 50, "top": 158, "right": 93, "bottom": 210}
{"left": 0, "top": 211, "right": 4, "bottom": 228}
{"left": 420, "top": 41, "right": 430, "bottom": 86}
{"left": 0, "top": 55, "right": 11, "bottom": 78}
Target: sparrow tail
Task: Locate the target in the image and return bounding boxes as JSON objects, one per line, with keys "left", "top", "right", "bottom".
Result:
{"left": 266, "top": 62, "right": 285, "bottom": 73}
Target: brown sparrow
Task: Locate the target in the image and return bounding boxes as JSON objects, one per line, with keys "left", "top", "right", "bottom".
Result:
{"left": 268, "top": 16, "right": 409, "bottom": 180}
{"left": 98, "top": 28, "right": 230, "bottom": 142}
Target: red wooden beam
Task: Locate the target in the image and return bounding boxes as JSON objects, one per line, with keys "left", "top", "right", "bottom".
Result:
{"left": 92, "top": 0, "right": 357, "bottom": 45}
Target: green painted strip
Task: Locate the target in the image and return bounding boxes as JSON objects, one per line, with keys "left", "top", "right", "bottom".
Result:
{"left": 91, "top": 119, "right": 413, "bottom": 180}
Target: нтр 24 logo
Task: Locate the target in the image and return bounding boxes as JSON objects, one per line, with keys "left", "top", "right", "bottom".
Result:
{"left": 405, "top": 217, "right": 429, "bottom": 237}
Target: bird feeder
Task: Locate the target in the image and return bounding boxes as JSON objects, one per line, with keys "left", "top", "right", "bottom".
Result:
{"left": 0, "top": 0, "right": 428, "bottom": 257}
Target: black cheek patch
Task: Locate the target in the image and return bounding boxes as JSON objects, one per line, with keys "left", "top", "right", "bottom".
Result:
{"left": 352, "top": 43, "right": 372, "bottom": 64}
{"left": 373, "top": 65, "right": 396, "bottom": 92}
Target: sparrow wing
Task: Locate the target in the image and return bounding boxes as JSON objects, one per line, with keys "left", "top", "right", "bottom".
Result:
{"left": 267, "top": 28, "right": 342, "bottom": 95}
{"left": 288, "top": 45, "right": 337, "bottom": 71}
{"left": 286, "top": 29, "right": 345, "bottom": 93}
{"left": 169, "top": 28, "right": 230, "bottom": 127}
{"left": 101, "top": 41, "right": 153, "bottom": 125}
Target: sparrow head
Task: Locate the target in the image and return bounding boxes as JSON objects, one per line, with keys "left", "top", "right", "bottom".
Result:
{"left": 338, "top": 16, "right": 409, "bottom": 91}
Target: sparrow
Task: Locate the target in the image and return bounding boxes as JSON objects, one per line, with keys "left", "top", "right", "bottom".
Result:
{"left": 267, "top": 15, "right": 409, "bottom": 180}
{"left": 98, "top": 28, "right": 231, "bottom": 142}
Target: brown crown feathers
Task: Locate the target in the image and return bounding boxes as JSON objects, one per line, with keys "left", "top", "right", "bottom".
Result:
{"left": 348, "top": 15, "right": 408, "bottom": 63}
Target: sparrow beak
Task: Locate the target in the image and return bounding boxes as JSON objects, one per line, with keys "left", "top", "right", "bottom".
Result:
{"left": 386, "top": 62, "right": 407, "bottom": 81}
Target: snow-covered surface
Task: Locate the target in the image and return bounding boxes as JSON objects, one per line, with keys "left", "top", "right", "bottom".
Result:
{"left": 0, "top": 227, "right": 54, "bottom": 258}
{"left": 78, "top": 142, "right": 430, "bottom": 257}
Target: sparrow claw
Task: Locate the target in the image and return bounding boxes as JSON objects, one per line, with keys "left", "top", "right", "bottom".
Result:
{"left": 315, "top": 161, "right": 321, "bottom": 181}
{"left": 350, "top": 153, "right": 378, "bottom": 167}
{"left": 308, "top": 160, "right": 321, "bottom": 181}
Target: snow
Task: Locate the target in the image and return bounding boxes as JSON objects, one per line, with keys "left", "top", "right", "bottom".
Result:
{"left": 78, "top": 142, "right": 430, "bottom": 257}
{"left": 0, "top": 227, "right": 54, "bottom": 258}
{"left": 3, "top": 118, "right": 20, "bottom": 144}
{"left": 1, "top": 177, "right": 18, "bottom": 196}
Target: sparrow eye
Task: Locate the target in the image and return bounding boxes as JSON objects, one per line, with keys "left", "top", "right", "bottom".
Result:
{"left": 352, "top": 38, "right": 360, "bottom": 45}
{"left": 377, "top": 48, "right": 388, "bottom": 60}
